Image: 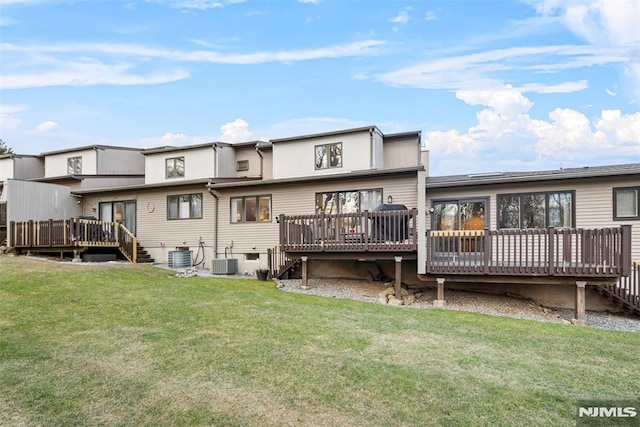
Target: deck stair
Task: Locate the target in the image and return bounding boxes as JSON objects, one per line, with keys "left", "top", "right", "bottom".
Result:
{"left": 268, "top": 245, "right": 300, "bottom": 279}
{"left": 274, "top": 259, "right": 301, "bottom": 279}
{"left": 135, "top": 243, "right": 155, "bottom": 264}
{"left": 593, "top": 261, "right": 640, "bottom": 316}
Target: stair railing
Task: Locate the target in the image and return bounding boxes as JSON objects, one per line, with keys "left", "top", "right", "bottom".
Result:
{"left": 116, "top": 223, "right": 137, "bottom": 263}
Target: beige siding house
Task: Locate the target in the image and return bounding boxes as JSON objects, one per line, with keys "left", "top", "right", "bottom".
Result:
{"left": 426, "top": 164, "right": 640, "bottom": 261}
{"left": 5, "top": 124, "right": 636, "bottom": 315}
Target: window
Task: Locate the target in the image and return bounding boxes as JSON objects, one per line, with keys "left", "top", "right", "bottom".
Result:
{"left": 315, "top": 189, "right": 382, "bottom": 214}
{"left": 315, "top": 142, "right": 342, "bottom": 170}
{"left": 236, "top": 160, "right": 249, "bottom": 171}
{"left": 67, "top": 156, "right": 82, "bottom": 175}
{"left": 165, "top": 157, "right": 185, "bottom": 179}
{"left": 231, "top": 195, "right": 271, "bottom": 223}
{"left": 614, "top": 187, "right": 639, "bottom": 219}
{"left": 497, "top": 191, "right": 574, "bottom": 229}
{"left": 432, "top": 199, "right": 487, "bottom": 231}
{"left": 167, "top": 194, "right": 202, "bottom": 220}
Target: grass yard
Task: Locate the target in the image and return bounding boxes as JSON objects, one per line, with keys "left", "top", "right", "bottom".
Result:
{"left": 1, "top": 256, "right": 639, "bottom": 426}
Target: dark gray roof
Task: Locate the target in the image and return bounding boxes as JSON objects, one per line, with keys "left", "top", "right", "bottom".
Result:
{"left": 142, "top": 142, "right": 230, "bottom": 155}
{"left": 427, "top": 163, "right": 640, "bottom": 188}
{"left": 208, "top": 166, "right": 424, "bottom": 190}
{"left": 0, "top": 153, "right": 42, "bottom": 160}
{"left": 270, "top": 125, "right": 379, "bottom": 143}
{"left": 40, "top": 145, "right": 142, "bottom": 156}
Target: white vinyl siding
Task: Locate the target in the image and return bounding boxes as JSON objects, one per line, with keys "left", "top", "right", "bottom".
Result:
{"left": 45, "top": 149, "right": 97, "bottom": 177}
{"left": 145, "top": 148, "right": 216, "bottom": 184}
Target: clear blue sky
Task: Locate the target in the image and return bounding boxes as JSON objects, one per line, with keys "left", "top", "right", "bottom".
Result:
{"left": 1, "top": 0, "right": 639, "bottom": 175}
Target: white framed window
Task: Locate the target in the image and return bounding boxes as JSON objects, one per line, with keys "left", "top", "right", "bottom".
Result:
{"left": 67, "top": 156, "right": 82, "bottom": 175}
{"left": 614, "top": 187, "right": 639, "bottom": 220}
{"left": 165, "top": 157, "right": 185, "bottom": 179}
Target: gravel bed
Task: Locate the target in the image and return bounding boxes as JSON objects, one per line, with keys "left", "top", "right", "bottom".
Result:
{"left": 276, "top": 278, "right": 640, "bottom": 333}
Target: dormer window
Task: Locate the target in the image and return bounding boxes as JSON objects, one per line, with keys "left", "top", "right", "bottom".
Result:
{"left": 236, "top": 160, "right": 249, "bottom": 171}
{"left": 165, "top": 157, "right": 185, "bottom": 179}
{"left": 315, "top": 142, "right": 342, "bottom": 170}
{"left": 67, "top": 156, "right": 82, "bottom": 175}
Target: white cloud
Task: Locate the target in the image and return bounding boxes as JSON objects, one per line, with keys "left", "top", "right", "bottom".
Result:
{"left": 298, "top": 0, "right": 318, "bottom": 4}
{"left": 531, "top": 0, "right": 640, "bottom": 46}
{"left": 1, "top": 56, "right": 190, "bottom": 90}
{"left": 528, "top": 0, "right": 640, "bottom": 102}
{"left": 146, "top": 0, "right": 231, "bottom": 10}
{"left": 425, "top": 88, "right": 640, "bottom": 174}
{"left": 35, "top": 120, "right": 59, "bottom": 132}
{"left": 391, "top": 10, "right": 410, "bottom": 25}
{"left": 220, "top": 118, "right": 253, "bottom": 142}
{"left": 161, "top": 132, "right": 188, "bottom": 143}
{"left": 1, "top": 39, "right": 386, "bottom": 89}
{"left": 425, "top": 11, "right": 437, "bottom": 21}
{"left": 376, "top": 44, "right": 627, "bottom": 93}
{"left": 0, "top": 104, "right": 25, "bottom": 130}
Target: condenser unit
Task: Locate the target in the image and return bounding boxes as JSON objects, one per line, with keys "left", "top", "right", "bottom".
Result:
{"left": 212, "top": 258, "right": 238, "bottom": 275}
{"left": 168, "top": 250, "right": 193, "bottom": 268}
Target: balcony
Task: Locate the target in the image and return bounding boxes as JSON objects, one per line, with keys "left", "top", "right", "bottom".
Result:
{"left": 426, "top": 226, "right": 632, "bottom": 278}
{"left": 279, "top": 209, "right": 418, "bottom": 254}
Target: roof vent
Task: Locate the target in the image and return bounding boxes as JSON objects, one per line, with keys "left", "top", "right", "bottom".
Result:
{"left": 466, "top": 172, "right": 505, "bottom": 179}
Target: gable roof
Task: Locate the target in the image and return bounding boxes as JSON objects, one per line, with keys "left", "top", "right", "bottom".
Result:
{"left": 427, "top": 163, "right": 640, "bottom": 188}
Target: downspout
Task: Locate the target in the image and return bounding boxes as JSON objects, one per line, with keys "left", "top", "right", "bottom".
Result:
{"left": 93, "top": 146, "right": 99, "bottom": 175}
{"left": 255, "top": 145, "right": 264, "bottom": 178}
{"left": 212, "top": 144, "right": 218, "bottom": 178}
{"left": 369, "top": 128, "right": 374, "bottom": 169}
{"left": 207, "top": 184, "right": 220, "bottom": 259}
{"left": 417, "top": 145, "right": 429, "bottom": 275}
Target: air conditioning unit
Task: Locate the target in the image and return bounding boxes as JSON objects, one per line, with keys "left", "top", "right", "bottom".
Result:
{"left": 212, "top": 258, "right": 238, "bottom": 275}
{"left": 168, "top": 250, "right": 193, "bottom": 268}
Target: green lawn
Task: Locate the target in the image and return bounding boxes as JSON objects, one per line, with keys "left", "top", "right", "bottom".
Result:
{"left": 1, "top": 256, "right": 639, "bottom": 426}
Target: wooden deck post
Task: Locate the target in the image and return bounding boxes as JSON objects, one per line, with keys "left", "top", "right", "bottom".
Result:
{"left": 434, "top": 278, "right": 446, "bottom": 308}
{"left": 301, "top": 256, "right": 308, "bottom": 290}
{"left": 573, "top": 281, "right": 587, "bottom": 326}
{"left": 394, "top": 256, "right": 402, "bottom": 297}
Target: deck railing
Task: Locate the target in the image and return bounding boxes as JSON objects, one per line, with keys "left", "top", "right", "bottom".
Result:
{"left": 0, "top": 202, "right": 6, "bottom": 227}
{"left": 10, "top": 218, "right": 137, "bottom": 262}
{"left": 279, "top": 209, "right": 418, "bottom": 252}
{"left": 602, "top": 261, "right": 640, "bottom": 314}
{"left": 426, "top": 225, "right": 632, "bottom": 278}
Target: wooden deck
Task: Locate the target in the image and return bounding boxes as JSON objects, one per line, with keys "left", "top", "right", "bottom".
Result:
{"left": 278, "top": 211, "right": 636, "bottom": 318}
{"left": 279, "top": 209, "right": 418, "bottom": 255}
{"left": 10, "top": 218, "right": 137, "bottom": 262}
{"left": 425, "top": 227, "right": 631, "bottom": 279}
{"left": 279, "top": 211, "right": 631, "bottom": 278}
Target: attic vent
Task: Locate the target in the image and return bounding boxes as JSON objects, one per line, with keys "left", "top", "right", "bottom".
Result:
{"left": 467, "top": 172, "right": 505, "bottom": 179}
{"left": 236, "top": 160, "right": 249, "bottom": 171}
